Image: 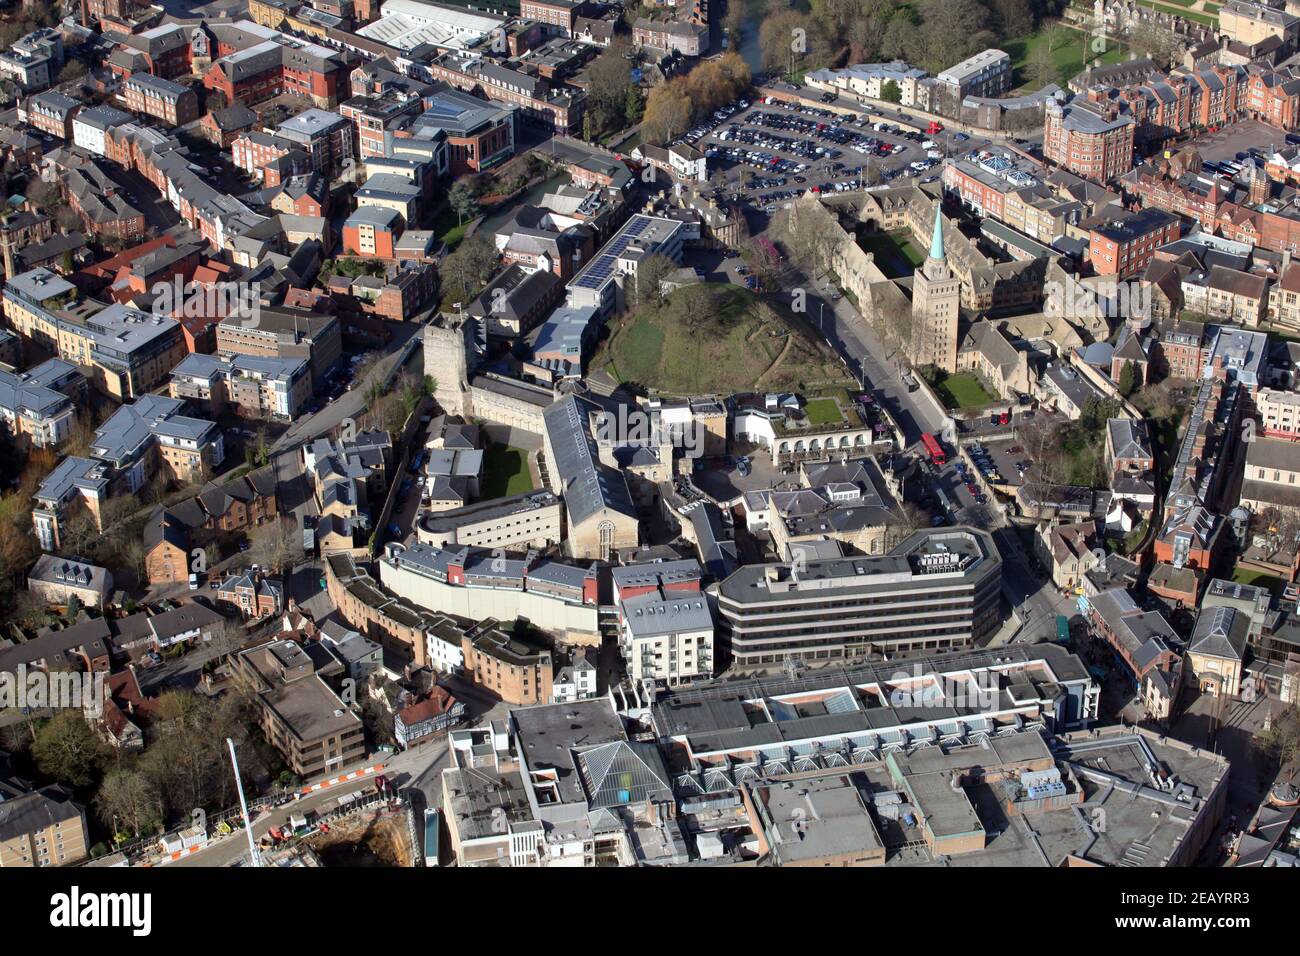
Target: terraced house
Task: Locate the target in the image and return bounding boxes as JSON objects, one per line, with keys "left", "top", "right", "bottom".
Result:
{"left": 123, "top": 71, "right": 200, "bottom": 126}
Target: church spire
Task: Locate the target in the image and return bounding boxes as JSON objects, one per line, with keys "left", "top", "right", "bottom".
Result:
{"left": 928, "top": 203, "right": 944, "bottom": 262}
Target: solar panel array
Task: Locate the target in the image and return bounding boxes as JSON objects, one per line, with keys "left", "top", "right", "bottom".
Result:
{"left": 572, "top": 216, "right": 653, "bottom": 291}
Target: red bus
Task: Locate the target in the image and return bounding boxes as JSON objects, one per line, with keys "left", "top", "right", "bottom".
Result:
{"left": 920, "top": 432, "right": 946, "bottom": 466}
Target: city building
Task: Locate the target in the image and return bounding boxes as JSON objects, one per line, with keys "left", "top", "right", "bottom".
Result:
{"left": 26, "top": 555, "right": 113, "bottom": 610}
{"left": 122, "top": 72, "right": 200, "bottom": 126}
{"left": 713, "top": 528, "right": 1003, "bottom": 667}
{"left": 232, "top": 639, "right": 366, "bottom": 777}
{"left": 1043, "top": 97, "right": 1136, "bottom": 183}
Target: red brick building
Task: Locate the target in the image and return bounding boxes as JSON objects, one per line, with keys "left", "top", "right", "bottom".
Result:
{"left": 1043, "top": 97, "right": 1136, "bottom": 183}
{"left": 203, "top": 38, "right": 348, "bottom": 110}
{"left": 1085, "top": 207, "right": 1181, "bottom": 278}
{"left": 123, "top": 72, "right": 200, "bottom": 127}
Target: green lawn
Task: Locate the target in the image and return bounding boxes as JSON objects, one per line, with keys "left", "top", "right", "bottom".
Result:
{"left": 432, "top": 205, "right": 474, "bottom": 250}
{"left": 859, "top": 232, "right": 925, "bottom": 278}
{"left": 934, "top": 372, "right": 997, "bottom": 409}
{"left": 481, "top": 444, "right": 535, "bottom": 498}
{"left": 599, "top": 285, "right": 851, "bottom": 396}
{"left": 802, "top": 397, "right": 845, "bottom": 426}
{"left": 1232, "top": 568, "right": 1284, "bottom": 594}
{"left": 1005, "top": 27, "right": 1128, "bottom": 91}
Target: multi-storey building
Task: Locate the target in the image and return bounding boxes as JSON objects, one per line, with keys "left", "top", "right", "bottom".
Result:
{"left": 203, "top": 35, "right": 348, "bottom": 109}
{"left": 407, "top": 88, "right": 515, "bottom": 176}
{"left": 169, "top": 352, "right": 312, "bottom": 421}
{"left": 232, "top": 639, "right": 365, "bottom": 777}
{"left": 379, "top": 541, "right": 600, "bottom": 642}
{"left": 425, "top": 49, "right": 583, "bottom": 134}
{"left": 216, "top": 306, "right": 341, "bottom": 383}
{"left": 1085, "top": 207, "right": 1181, "bottom": 278}
{"left": 934, "top": 49, "right": 1011, "bottom": 103}
{"left": 461, "top": 627, "right": 554, "bottom": 705}
{"left": 0, "top": 783, "right": 88, "bottom": 868}
{"left": 1257, "top": 387, "right": 1300, "bottom": 439}
{"left": 71, "top": 105, "right": 133, "bottom": 156}
{"left": 123, "top": 72, "right": 200, "bottom": 126}
{"left": 713, "top": 528, "right": 1003, "bottom": 667}
{"left": 4, "top": 269, "right": 187, "bottom": 399}
{"left": 274, "top": 107, "right": 355, "bottom": 175}
{"left": 0, "top": 361, "right": 80, "bottom": 447}
{"left": 415, "top": 489, "right": 563, "bottom": 550}
{"left": 521, "top": 0, "right": 588, "bottom": 35}
{"left": 0, "top": 27, "right": 63, "bottom": 93}
{"left": 618, "top": 580, "right": 714, "bottom": 686}
{"left": 1043, "top": 97, "right": 1136, "bottom": 183}
{"left": 89, "top": 394, "right": 225, "bottom": 490}
{"left": 21, "top": 90, "right": 82, "bottom": 139}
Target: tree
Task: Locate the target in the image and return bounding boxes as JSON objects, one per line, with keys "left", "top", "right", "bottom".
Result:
{"left": 880, "top": 10, "right": 922, "bottom": 62}
{"left": 33, "top": 710, "right": 109, "bottom": 789}
{"left": 1027, "top": 41, "right": 1060, "bottom": 89}
{"left": 247, "top": 517, "right": 304, "bottom": 577}
{"left": 448, "top": 178, "right": 480, "bottom": 226}
{"left": 586, "top": 42, "right": 637, "bottom": 140}
{"left": 97, "top": 768, "right": 165, "bottom": 839}
{"left": 880, "top": 80, "right": 902, "bottom": 104}
{"left": 632, "top": 252, "right": 677, "bottom": 307}
{"left": 1118, "top": 361, "right": 1136, "bottom": 397}
{"left": 642, "top": 82, "right": 693, "bottom": 146}
{"left": 439, "top": 233, "right": 498, "bottom": 310}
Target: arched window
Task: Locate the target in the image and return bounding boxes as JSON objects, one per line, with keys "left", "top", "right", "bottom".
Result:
{"left": 598, "top": 520, "right": 615, "bottom": 561}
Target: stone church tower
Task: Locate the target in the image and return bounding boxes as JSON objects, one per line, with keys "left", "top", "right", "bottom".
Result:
{"left": 909, "top": 204, "right": 961, "bottom": 373}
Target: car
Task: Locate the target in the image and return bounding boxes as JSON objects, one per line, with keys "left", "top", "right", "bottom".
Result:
{"left": 930, "top": 515, "right": 948, "bottom": 526}
{"left": 737, "top": 460, "right": 751, "bottom": 477}
{"left": 209, "top": 580, "right": 219, "bottom": 590}
{"left": 999, "top": 412, "right": 1011, "bottom": 426}
{"left": 189, "top": 573, "right": 200, "bottom": 590}
{"left": 975, "top": 494, "right": 988, "bottom": 505}
{"left": 387, "top": 523, "right": 403, "bottom": 538}
{"left": 989, "top": 414, "right": 1000, "bottom": 426}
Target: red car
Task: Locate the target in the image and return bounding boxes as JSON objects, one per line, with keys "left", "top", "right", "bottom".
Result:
{"left": 998, "top": 412, "right": 1011, "bottom": 425}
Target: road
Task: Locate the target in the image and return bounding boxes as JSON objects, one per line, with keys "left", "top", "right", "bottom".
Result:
{"left": 270, "top": 321, "right": 424, "bottom": 454}
{"left": 169, "top": 743, "right": 452, "bottom": 868}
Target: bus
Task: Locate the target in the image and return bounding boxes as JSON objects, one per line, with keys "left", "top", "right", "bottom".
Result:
{"left": 1056, "top": 615, "right": 1070, "bottom": 645}
{"left": 920, "top": 432, "right": 947, "bottom": 466}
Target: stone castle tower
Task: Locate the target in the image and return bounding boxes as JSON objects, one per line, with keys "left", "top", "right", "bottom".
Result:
{"left": 422, "top": 315, "right": 476, "bottom": 417}
{"left": 909, "top": 204, "right": 961, "bottom": 374}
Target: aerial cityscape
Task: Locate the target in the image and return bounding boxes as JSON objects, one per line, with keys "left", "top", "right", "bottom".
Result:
{"left": 0, "top": 0, "right": 1298, "bottom": 890}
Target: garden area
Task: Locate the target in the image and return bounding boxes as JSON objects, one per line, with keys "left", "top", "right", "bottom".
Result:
{"left": 1005, "top": 24, "right": 1128, "bottom": 90}
{"left": 859, "top": 231, "right": 925, "bottom": 278}
{"left": 595, "top": 284, "right": 854, "bottom": 397}
{"left": 802, "top": 397, "right": 846, "bottom": 426}
{"left": 930, "top": 371, "right": 998, "bottom": 410}
{"left": 482, "top": 443, "right": 535, "bottom": 498}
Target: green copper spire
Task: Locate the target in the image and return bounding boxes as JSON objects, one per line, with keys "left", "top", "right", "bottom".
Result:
{"left": 929, "top": 204, "right": 944, "bottom": 261}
